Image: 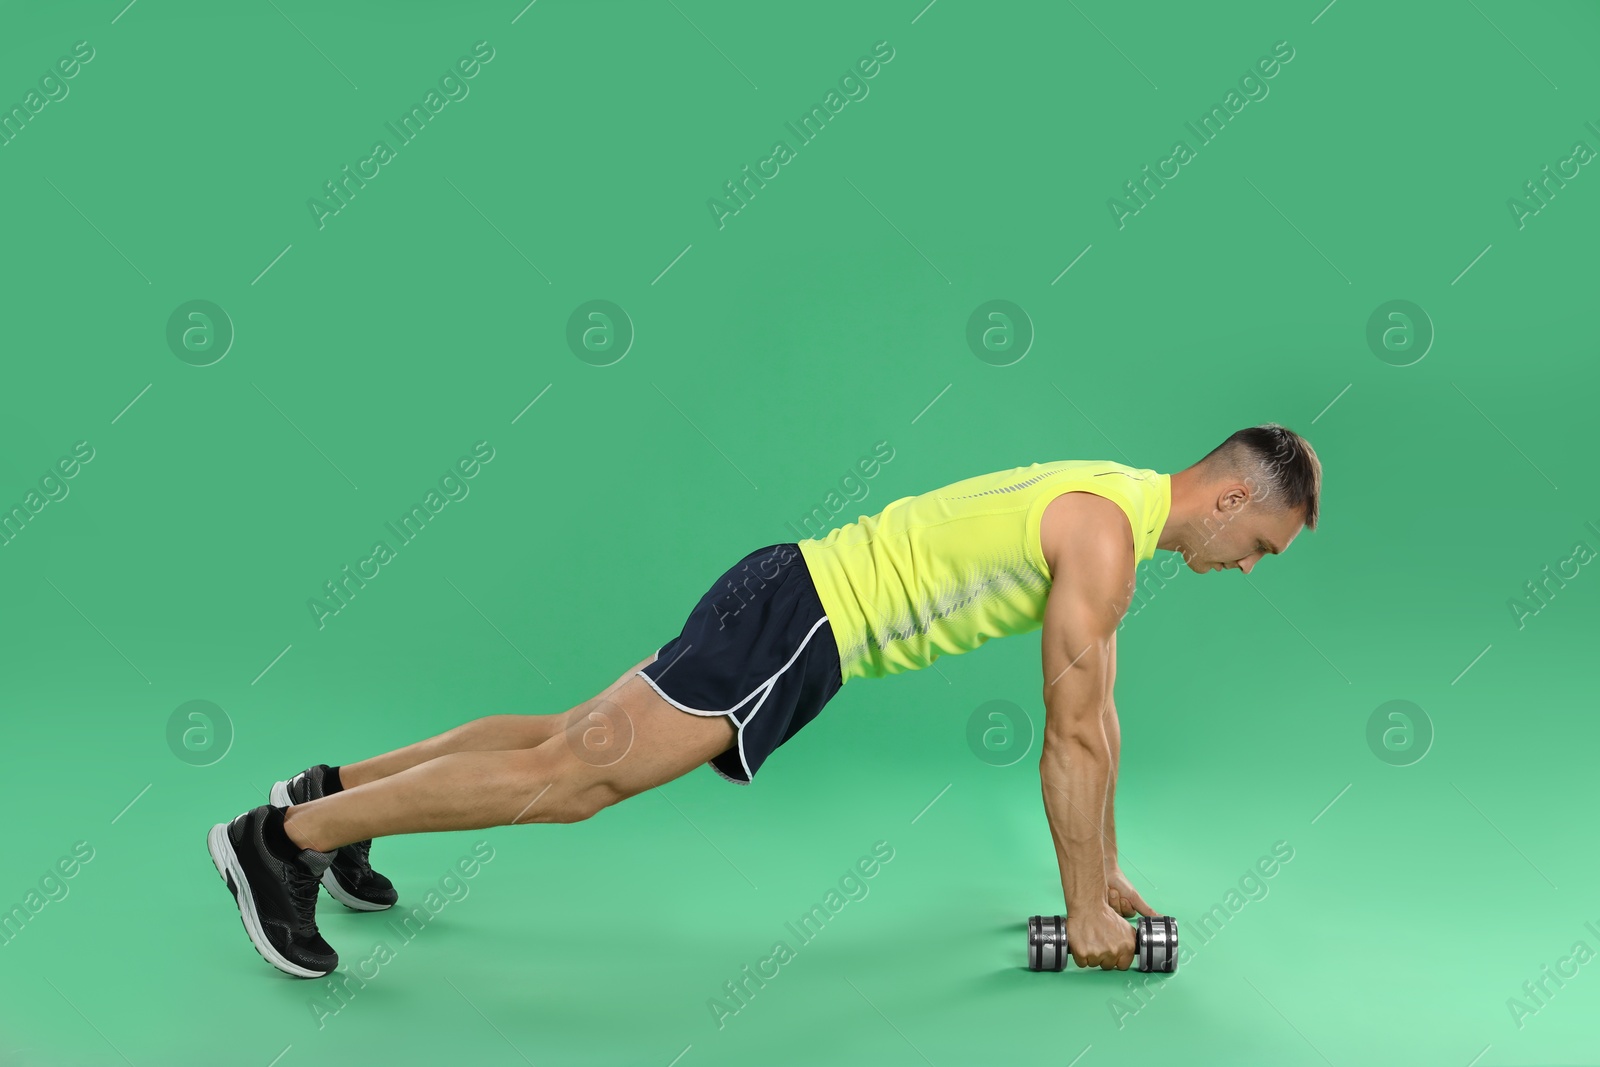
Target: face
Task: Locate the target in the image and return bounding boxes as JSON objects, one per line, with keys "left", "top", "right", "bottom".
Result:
{"left": 1180, "top": 483, "right": 1303, "bottom": 575}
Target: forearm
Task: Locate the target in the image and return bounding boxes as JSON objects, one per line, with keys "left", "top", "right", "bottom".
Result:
{"left": 1102, "top": 701, "right": 1121, "bottom": 865}
{"left": 1040, "top": 700, "right": 1114, "bottom": 911}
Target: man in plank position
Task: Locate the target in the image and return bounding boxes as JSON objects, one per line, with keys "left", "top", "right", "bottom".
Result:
{"left": 208, "top": 424, "right": 1321, "bottom": 977}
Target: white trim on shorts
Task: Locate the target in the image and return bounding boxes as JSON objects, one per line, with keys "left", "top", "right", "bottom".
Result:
{"left": 635, "top": 614, "right": 832, "bottom": 784}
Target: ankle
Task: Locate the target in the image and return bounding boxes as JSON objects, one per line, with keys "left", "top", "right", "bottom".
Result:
{"left": 282, "top": 807, "right": 326, "bottom": 854}
{"left": 335, "top": 762, "right": 371, "bottom": 790}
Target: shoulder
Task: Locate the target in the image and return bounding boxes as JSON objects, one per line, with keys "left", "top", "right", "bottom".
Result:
{"left": 1039, "top": 491, "right": 1137, "bottom": 590}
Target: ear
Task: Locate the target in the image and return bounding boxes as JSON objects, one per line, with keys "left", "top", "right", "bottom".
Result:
{"left": 1218, "top": 483, "right": 1249, "bottom": 513}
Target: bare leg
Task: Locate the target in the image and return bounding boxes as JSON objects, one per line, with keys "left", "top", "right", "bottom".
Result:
{"left": 338, "top": 653, "right": 657, "bottom": 788}
{"left": 283, "top": 667, "right": 730, "bottom": 853}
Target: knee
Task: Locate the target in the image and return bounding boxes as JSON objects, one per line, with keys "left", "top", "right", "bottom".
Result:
{"left": 538, "top": 782, "right": 622, "bottom": 825}
{"left": 506, "top": 749, "right": 624, "bottom": 825}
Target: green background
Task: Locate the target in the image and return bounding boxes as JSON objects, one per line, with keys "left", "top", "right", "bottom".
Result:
{"left": 2, "top": 1, "right": 1597, "bottom": 1064}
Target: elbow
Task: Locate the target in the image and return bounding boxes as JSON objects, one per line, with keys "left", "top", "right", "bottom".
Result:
{"left": 1042, "top": 688, "right": 1108, "bottom": 746}
{"left": 1041, "top": 720, "right": 1110, "bottom": 764}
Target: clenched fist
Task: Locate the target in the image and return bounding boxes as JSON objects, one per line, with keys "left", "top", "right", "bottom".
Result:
{"left": 1065, "top": 903, "right": 1137, "bottom": 970}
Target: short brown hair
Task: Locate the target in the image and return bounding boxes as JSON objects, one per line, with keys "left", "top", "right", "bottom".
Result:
{"left": 1196, "top": 424, "right": 1322, "bottom": 530}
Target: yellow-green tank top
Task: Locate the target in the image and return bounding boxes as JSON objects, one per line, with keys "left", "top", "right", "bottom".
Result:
{"left": 797, "top": 459, "right": 1172, "bottom": 685}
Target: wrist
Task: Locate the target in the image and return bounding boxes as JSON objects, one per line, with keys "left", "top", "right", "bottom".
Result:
{"left": 1064, "top": 874, "right": 1108, "bottom": 913}
{"left": 1066, "top": 894, "right": 1108, "bottom": 915}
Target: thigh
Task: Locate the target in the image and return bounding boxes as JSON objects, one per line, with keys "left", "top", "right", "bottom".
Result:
{"left": 554, "top": 651, "right": 659, "bottom": 733}
{"left": 565, "top": 671, "right": 734, "bottom": 802}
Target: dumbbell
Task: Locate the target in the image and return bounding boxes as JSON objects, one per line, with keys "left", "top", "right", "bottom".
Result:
{"left": 1026, "top": 914, "right": 1179, "bottom": 973}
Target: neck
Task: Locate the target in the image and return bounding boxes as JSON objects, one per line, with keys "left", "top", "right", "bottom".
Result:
{"left": 1156, "top": 467, "right": 1205, "bottom": 554}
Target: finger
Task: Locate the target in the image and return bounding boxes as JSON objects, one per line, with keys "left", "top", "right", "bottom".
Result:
{"left": 1111, "top": 892, "right": 1136, "bottom": 918}
{"left": 1127, "top": 888, "right": 1157, "bottom": 918}
{"left": 1071, "top": 949, "right": 1089, "bottom": 970}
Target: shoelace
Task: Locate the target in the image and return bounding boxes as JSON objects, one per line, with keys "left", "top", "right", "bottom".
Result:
{"left": 283, "top": 858, "right": 324, "bottom": 930}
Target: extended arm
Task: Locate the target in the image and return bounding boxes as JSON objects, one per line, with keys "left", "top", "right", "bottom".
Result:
{"left": 1039, "top": 495, "right": 1138, "bottom": 969}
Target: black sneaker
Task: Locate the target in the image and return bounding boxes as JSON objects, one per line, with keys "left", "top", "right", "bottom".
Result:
{"left": 270, "top": 765, "right": 397, "bottom": 912}
{"left": 206, "top": 805, "right": 339, "bottom": 978}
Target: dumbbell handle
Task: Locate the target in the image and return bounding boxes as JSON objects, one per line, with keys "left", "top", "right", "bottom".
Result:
{"left": 1027, "top": 914, "right": 1179, "bottom": 973}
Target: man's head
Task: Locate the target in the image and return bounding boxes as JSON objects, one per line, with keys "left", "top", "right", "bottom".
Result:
{"left": 1164, "top": 424, "right": 1321, "bottom": 574}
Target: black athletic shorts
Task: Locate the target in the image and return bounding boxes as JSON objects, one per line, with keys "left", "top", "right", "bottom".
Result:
{"left": 637, "top": 542, "right": 843, "bottom": 785}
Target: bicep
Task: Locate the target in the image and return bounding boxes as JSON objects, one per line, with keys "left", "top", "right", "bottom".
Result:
{"left": 1040, "top": 501, "right": 1135, "bottom": 722}
{"left": 1040, "top": 585, "right": 1116, "bottom": 704}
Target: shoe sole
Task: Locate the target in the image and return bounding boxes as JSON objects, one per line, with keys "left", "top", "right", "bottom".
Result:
{"left": 270, "top": 779, "right": 394, "bottom": 913}
{"left": 206, "top": 821, "right": 331, "bottom": 979}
